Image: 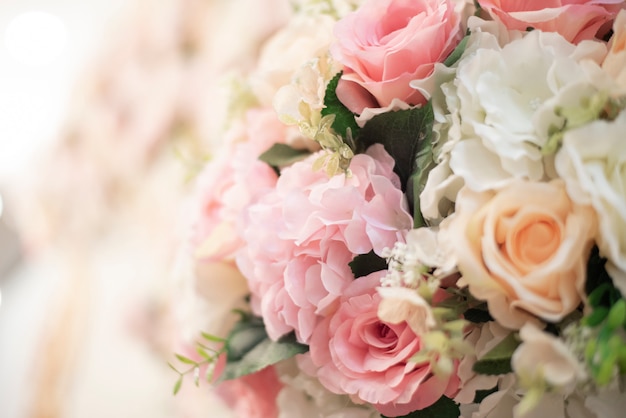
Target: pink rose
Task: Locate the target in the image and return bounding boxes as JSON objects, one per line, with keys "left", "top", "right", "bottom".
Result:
{"left": 331, "top": 0, "right": 462, "bottom": 112}
{"left": 477, "top": 0, "right": 625, "bottom": 44}
{"left": 445, "top": 180, "right": 597, "bottom": 329}
{"left": 236, "top": 144, "right": 413, "bottom": 343}
{"left": 190, "top": 108, "right": 287, "bottom": 262}
{"left": 308, "top": 272, "right": 460, "bottom": 416}
{"left": 214, "top": 363, "right": 283, "bottom": 418}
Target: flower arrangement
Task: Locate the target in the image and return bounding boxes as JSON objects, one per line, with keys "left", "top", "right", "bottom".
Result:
{"left": 169, "top": 0, "right": 626, "bottom": 417}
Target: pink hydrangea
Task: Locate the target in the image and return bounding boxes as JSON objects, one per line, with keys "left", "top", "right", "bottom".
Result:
{"left": 236, "top": 144, "right": 413, "bottom": 344}
{"left": 190, "top": 108, "right": 288, "bottom": 261}
{"left": 307, "top": 272, "right": 460, "bottom": 416}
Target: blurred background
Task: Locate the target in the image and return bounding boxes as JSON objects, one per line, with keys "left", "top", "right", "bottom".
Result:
{"left": 0, "top": 0, "right": 286, "bottom": 416}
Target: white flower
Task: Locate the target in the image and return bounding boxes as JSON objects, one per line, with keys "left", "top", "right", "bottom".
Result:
{"left": 584, "top": 383, "right": 626, "bottom": 418}
{"left": 276, "top": 357, "right": 380, "bottom": 418}
{"left": 455, "top": 321, "right": 511, "bottom": 405}
{"left": 251, "top": 13, "right": 337, "bottom": 105}
{"left": 555, "top": 110, "right": 626, "bottom": 296}
{"left": 513, "top": 324, "right": 585, "bottom": 396}
{"left": 171, "top": 250, "right": 249, "bottom": 343}
{"left": 444, "top": 29, "right": 606, "bottom": 192}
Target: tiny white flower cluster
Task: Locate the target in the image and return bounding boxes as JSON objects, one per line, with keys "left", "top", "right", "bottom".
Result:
{"left": 381, "top": 241, "right": 425, "bottom": 288}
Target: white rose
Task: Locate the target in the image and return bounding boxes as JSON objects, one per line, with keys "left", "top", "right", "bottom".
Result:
{"left": 445, "top": 29, "right": 606, "bottom": 192}
{"left": 555, "top": 110, "right": 626, "bottom": 296}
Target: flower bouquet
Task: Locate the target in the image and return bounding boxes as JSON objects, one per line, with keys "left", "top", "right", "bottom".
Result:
{"left": 168, "top": 0, "right": 626, "bottom": 417}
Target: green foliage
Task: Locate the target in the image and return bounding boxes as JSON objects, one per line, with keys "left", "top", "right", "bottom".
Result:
{"left": 168, "top": 332, "right": 226, "bottom": 395}
{"left": 258, "top": 143, "right": 311, "bottom": 170}
{"left": 349, "top": 250, "right": 388, "bottom": 278}
{"left": 382, "top": 395, "right": 460, "bottom": 418}
{"left": 472, "top": 331, "right": 519, "bottom": 375}
{"left": 358, "top": 103, "right": 435, "bottom": 197}
{"left": 443, "top": 35, "right": 469, "bottom": 67}
{"left": 219, "top": 313, "right": 308, "bottom": 381}
{"left": 321, "top": 71, "right": 361, "bottom": 141}
{"left": 581, "top": 250, "right": 626, "bottom": 386}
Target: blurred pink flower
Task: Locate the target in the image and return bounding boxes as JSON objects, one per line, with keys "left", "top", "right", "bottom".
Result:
{"left": 331, "top": 0, "right": 462, "bottom": 112}
{"left": 237, "top": 144, "right": 413, "bottom": 343}
{"left": 191, "top": 108, "right": 288, "bottom": 262}
{"left": 308, "top": 272, "right": 460, "bottom": 416}
{"left": 215, "top": 364, "right": 283, "bottom": 418}
{"left": 477, "top": 0, "right": 624, "bottom": 44}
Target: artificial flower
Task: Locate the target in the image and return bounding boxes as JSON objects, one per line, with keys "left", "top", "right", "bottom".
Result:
{"left": 447, "top": 179, "right": 596, "bottom": 329}
{"left": 476, "top": 0, "right": 624, "bottom": 44}
{"left": 308, "top": 272, "right": 460, "bottom": 416}
{"left": 445, "top": 29, "right": 606, "bottom": 192}
{"left": 190, "top": 108, "right": 287, "bottom": 262}
{"left": 237, "top": 144, "right": 412, "bottom": 343}
{"left": 555, "top": 109, "right": 626, "bottom": 295}
{"left": 331, "top": 0, "right": 463, "bottom": 112}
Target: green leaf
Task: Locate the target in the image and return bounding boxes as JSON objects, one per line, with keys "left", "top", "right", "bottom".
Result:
{"left": 349, "top": 250, "right": 388, "bottom": 278}
{"left": 583, "top": 307, "right": 610, "bottom": 328}
{"left": 443, "top": 35, "right": 469, "bottom": 67}
{"left": 175, "top": 354, "right": 197, "bottom": 365}
{"left": 219, "top": 331, "right": 308, "bottom": 381}
{"left": 224, "top": 314, "right": 268, "bottom": 362}
{"left": 173, "top": 377, "right": 183, "bottom": 395}
{"left": 472, "top": 331, "right": 519, "bottom": 375}
{"left": 200, "top": 332, "right": 226, "bottom": 343}
{"left": 358, "top": 103, "right": 434, "bottom": 195}
{"left": 258, "top": 143, "right": 310, "bottom": 169}
{"left": 406, "top": 110, "right": 436, "bottom": 227}
{"left": 382, "top": 395, "right": 459, "bottom": 418}
{"left": 196, "top": 346, "right": 212, "bottom": 360}
{"left": 321, "top": 71, "right": 361, "bottom": 139}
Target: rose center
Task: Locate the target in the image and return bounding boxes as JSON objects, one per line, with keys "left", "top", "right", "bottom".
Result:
{"left": 378, "top": 323, "right": 396, "bottom": 342}
{"left": 511, "top": 218, "right": 560, "bottom": 267}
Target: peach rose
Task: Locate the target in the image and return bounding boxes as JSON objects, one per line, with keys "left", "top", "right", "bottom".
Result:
{"left": 603, "top": 10, "right": 626, "bottom": 88}
{"left": 331, "top": 0, "right": 462, "bottom": 112}
{"left": 445, "top": 180, "right": 596, "bottom": 329}
{"left": 477, "top": 0, "right": 624, "bottom": 44}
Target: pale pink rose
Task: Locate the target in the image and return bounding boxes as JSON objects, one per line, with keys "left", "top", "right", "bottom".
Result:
{"left": 191, "top": 108, "right": 288, "bottom": 262}
{"left": 477, "top": 0, "right": 625, "bottom": 44}
{"left": 214, "top": 364, "right": 283, "bottom": 418}
{"left": 236, "top": 144, "right": 413, "bottom": 343}
{"left": 308, "top": 272, "right": 460, "bottom": 416}
{"left": 331, "top": 0, "right": 462, "bottom": 112}
{"left": 446, "top": 180, "right": 597, "bottom": 329}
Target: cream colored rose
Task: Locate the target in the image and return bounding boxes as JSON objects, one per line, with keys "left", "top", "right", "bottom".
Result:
{"left": 377, "top": 286, "right": 437, "bottom": 336}
{"left": 512, "top": 324, "right": 584, "bottom": 395}
{"left": 602, "top": 10, "right": 626, "bottom": 89}
{"left": 446, "top": 179, "right": 596, "bottom": 329}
